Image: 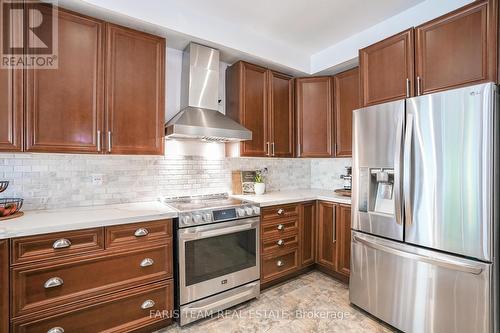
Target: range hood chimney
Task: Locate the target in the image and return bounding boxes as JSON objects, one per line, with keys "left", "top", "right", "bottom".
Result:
{"left": 165, "top": 43, "right": 252, "bottom": 142}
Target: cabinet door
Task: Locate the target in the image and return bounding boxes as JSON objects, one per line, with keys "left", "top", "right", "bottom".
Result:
{"left": 296, "top": 77, "right": 333, "bottom": 157}
{"left": 333, "top": 67, "right": 359, "bottom": 157}
{"left": 415, "top": 0, "right": 496, "bottom": 95}
{"left": 359, "top": 28, "right": 414, "bottom": 106}
{"left": 336, "top": 205, "right": 351, "bottom": 277}
{"left": 0, "top": 67, "right": 22, "bottom": 151}
{"left": 106, "top": 24, "right": 165, "bottom": 155}
{"left": 269, "top": 71, "right": 294, "bottom": 157}
{"left": 240, "top": 62, "right": 268, "bottom": 157}
{"left": 299, "top": 202, "right": 316, "bottom": 267}
{"left": 316, "top": 201, "right": 337, "bottom": 271}
{"left": 0, "top": 240, "right": 8, "bottom": 333}
{"left": 25, "top": 6, "right": 104, "bottom": 153}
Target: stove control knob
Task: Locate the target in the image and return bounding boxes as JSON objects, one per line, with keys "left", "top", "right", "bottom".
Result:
{"left": 193, "top": 214, "right": 203, "bottom": 224}
{"left": 182, "top": 215, "right": 192, "bottom": 225}
{"left": 203, "top": 213, "right": 212, "bottom": 222}
{"left": 244, "top": 207, "right": 253, "bottom": 216}
{"left": 236, "top": 208, "right": 246, "bottom": 217}
{"left": 252, "top": 206, "right": 260, "bottom": 215}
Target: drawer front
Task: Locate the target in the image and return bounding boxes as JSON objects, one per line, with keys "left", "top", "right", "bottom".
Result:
{"left": 261, "top": 218, "right": 299, "bottom": 240}
{"left": 262, "top": 204, "right": 299, "bottom": 221}
{"left": 11, "top": 228, "right": 104, "bottom": 265}
{"left": 12, "top": 243, "right": 172, "bottom": 317}
{"left": 261, "top": 249, "right": 299, "bottom": 283}
{"left": 12, "top": 280, "right": 174, "bottom": 333}
{"left": 262, "top": 234, "right": 299, "bottom": 255}
{"left": 105, "top": 219, "right": 172, "bottom": 249}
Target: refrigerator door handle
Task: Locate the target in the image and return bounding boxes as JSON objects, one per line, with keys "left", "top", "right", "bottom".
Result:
{"left": 352, "top": 234, "right": 483, "bottom": 275}
{"left": 394, "top": 112, "right": 404, "bottom": 225}
{"left": 403, "top": 113, "right": 414, "bottom": 225}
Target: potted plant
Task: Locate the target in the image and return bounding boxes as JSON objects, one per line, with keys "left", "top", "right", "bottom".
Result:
{"left": 254, "top": 170, "right": 266, "bottom": 195}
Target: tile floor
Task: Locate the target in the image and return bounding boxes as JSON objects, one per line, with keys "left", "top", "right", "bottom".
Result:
{"left": 158, "top": 271, "right": 395, "bottom": 333}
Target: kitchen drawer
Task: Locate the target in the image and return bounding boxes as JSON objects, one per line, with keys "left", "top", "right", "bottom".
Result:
{"left": 262, "top": 234, "right": 299, "bottom": 255}
{"left": 11, "top": 228, "right": 104, "bottom": 265}
{"left": 261, "top": 249, "right": 299, "bottom": 283}
{"left": 11, "top": 243, "right": 172, "bottom": 317}
{"left": 105, "top": 219, "right": 172, "bottom": 249}
{"left": 261, "top": 204, "right": 299, "bottom": 221}
{"left": 261, "top": 218, "right": 299, "bottom": 240}
{"left": 12, "top": 280, "right": 174, "bottom": 333}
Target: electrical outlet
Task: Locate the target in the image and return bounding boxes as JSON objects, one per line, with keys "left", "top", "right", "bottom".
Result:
{"left": 91, "top": 174, "right": 104, "bottom": 185}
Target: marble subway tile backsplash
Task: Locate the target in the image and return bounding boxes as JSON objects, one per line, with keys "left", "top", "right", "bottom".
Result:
{"left": 0, "top": 153, "right": 346, "bottom": 210}
{"left": 310, "top": 158, "right": 352, "bottom": 190}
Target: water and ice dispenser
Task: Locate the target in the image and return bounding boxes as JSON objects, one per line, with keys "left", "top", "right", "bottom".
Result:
{"left": 357, "top": 167, "right": 395, "bottom": 216}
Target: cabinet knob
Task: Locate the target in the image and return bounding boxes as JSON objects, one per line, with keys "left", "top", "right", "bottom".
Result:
{"left": 52, "top": 238, "right": 71, "bottom": 249}
{"left": 277, "top": 239, "right": 284, "bottom": 246}
{"left": 140, "top": 258, "right": 154, "bottom": 267}
{"left": 277, "top": 208, "right": 284, "bottom": 215}
{"left": 277, "top": 224, "right": 285, "bottom": 231}
{"left": 44, "top": 277, "right": 64, "bottom": 289}
{"left": 47, "top": 327, "right": 65, "bottom": 333}
{"left": 141, "top": 299, "right": 155, "bottom": 309}
{"left": 276, "top": 260, "right": 285, "bottom": 267}
{"left": 134, "top": 228, "right": 149, "bottom": 237}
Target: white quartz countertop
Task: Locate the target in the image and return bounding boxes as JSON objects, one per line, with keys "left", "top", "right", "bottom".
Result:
{"left": 231, "top": 189, "right": 351, "bottom": 207}
{"left": 0, "top": 201, "right": 178, "bottom": 240}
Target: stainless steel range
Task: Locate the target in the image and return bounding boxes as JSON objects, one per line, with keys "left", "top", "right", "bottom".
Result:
{"left": 164, "top": 194, "right": 260, "bottom": 326}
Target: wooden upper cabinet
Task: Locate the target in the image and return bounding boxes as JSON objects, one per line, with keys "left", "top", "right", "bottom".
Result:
{"left": 105, "top": 24, "right": 165, "bottom": 155}
{"left": 359, "top": 28, "right": 414, "bottom": 106}
{"left": 415, "top": 0, "right": 497, "bottom": 95}
{"left": 333, "top": 67, "right": 359, "bottom": 157}
{"left": 268, "top": 71, "right": 294, "bottom": 157}
{"left": 316, "top": 201, "right": 337, "bottom": 271}
{"left": 296, "top": 77, "right": 333, "bottom": 157}
{"left": 226, "top": 61, "right": 269, "bottom": 157}
{"left": 25, "top": 6, "right": 104, "bottom": 153}
{"left": 0, "top": 68, "right": 22, "bottom": 151}
{"left": 336, "top": 205, "right": 351, "bottom": 278}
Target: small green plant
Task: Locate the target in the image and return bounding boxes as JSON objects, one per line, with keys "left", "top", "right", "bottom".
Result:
{"left": 255, "top": 173, "right": 264, "bottom": 183}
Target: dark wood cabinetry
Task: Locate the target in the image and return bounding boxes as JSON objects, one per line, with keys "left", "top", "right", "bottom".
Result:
{"left": 226, "top": 62, "right": 268, "bottom": 157}
{"left": 415, "top": 0, "right": 497, "bottom": 95}
{"left": 269, "top": 71, "right": 295, "bottom": 157}
{"left": 226, "top": 62, "right": 294, "bottom": 157}
{"left": 9, "top": 219, "right": 174, "bottom": 332}
{"left": 316, "top": 201, "right": 337, "bottom": 271}
{"left": 105, "top": 24, "right": 165, "bottom": 155}
{"left": 0, "top": 5, "right": 166, "bottom": 155}
{"left": 359, "top": 29, "right": 415, "bottom": 106}
{"left": 25, "top": 7, "right": 104, "bottom": 153}
{"left": 1, "top": 240, "right": 8, "bottom": 333}
{"left": 333, "top": 68, "right": 359, "bottom": 157}
{"left": 360, "top": 0, "right": 498, "bottom": 105}
{"left": 336, "top": 205, "right": 352, "bottom": 277}
{"left": 0, "top": 68, "right": 22, "bottom": 151}
{"left": 296, "top": 77, "right": 333, "bottom": 157}
{"left": 299, "top": 202, "right": 316, "bottom": 267}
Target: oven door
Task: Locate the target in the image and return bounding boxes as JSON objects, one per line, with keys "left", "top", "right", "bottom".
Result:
{"left": 178, "top": 217, "right": 260, "bottom": 305}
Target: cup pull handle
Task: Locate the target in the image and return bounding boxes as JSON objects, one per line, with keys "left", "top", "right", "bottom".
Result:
{"left": 52, "top": 238, "right": 72, "bottom": 249}
{"left": 44, "top": 277, "right": 64, "bottom": 289}
{"left": 141, "top": 299, "right": 155, "bottom": 309}
{"left": 134, "top": 228, "right": 149, "bottom": 237}
{"left": 140, "top": 258, "right": 154, "bottom": 267}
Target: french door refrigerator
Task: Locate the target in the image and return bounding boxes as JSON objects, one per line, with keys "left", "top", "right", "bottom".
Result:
{"left": 350, "top": 82, "right": 499, "bottom": 333}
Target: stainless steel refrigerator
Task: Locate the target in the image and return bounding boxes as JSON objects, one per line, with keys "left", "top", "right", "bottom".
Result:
{"left": 350, "top": 82, "right": 499, "bottom": 333}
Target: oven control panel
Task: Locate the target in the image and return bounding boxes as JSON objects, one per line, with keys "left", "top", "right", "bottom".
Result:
{"left": 179, "top": 205, "right": 260, "bottom": 228}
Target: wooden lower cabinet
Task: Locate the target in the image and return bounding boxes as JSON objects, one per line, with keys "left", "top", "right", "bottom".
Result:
{"left": 316, "top": 201, "right": 337, "bottom": 271}
{"left": 299, "top": 202, "right": 316, "bottom": 267}
{"left": 1, "top": 240, "right": 8, "bottom": 333}
{"left": 11, "top": 280, "right": 173, "bottom": 333}
{"left": 9, "top": 220, "right": 174, "bottom": 332}
{"left": 336, "top": 205, "right": 352, "bottom": 278}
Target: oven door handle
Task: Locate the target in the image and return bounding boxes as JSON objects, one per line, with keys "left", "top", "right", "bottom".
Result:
{"left": 180, "top": 220, "right": 259, "bottom": 241}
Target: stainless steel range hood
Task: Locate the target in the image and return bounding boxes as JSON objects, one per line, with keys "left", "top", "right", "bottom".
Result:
{"left": 165, "top": 43, "right": 252, "bottom": 142}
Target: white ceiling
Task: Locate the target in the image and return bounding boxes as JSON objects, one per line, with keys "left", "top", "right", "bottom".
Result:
{"left": 174, "top": 0, "right": 424, "bottom": 54}
{"left": 59, "top": 0, "right": 472, "bottom": 75}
